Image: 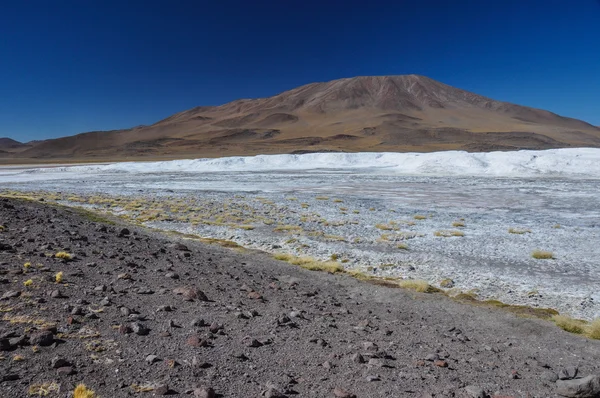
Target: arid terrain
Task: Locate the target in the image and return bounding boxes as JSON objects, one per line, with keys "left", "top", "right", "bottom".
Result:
{"left": 2, "top": 75, "right": 600, "bottom": 163}
{"left": 2, "top": 197, "right": 600, "bottom": 397}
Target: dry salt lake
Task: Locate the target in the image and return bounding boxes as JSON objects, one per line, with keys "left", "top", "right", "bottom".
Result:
{"left": 1, "top": 149, "right": 599, "bottom": 319}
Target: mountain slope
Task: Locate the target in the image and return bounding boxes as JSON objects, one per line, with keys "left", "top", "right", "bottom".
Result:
{"left": 0, "top": 137, "right": 27, "bottom": 151}
{"left": 7, "top": 75, "right": 600, "bottom": 160}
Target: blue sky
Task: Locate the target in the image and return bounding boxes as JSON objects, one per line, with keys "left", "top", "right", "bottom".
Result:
{"left": 1, "top": 0, "right": 599, "bottom": 142}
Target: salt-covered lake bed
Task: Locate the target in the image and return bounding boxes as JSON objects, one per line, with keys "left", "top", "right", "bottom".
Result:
{"left": 1, "top": 149, "right": 599, "bottom": 319}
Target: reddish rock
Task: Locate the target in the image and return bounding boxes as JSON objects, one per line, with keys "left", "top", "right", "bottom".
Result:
{"left": 333, "top": 387, "right": 356, "bottom": 398}
{"left": 434, "top": 359, "right": 448, "bottom": 368}
{"left": 247, "top": 291, "right": 263, "bottom": 300}
{"left": 187, "top": 334, "right": 208, "bottom": 347}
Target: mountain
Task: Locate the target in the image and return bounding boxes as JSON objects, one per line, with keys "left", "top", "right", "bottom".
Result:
{"left": 0, "top": 138, "right": 27, "bottom": 151}
{"left": 4, "top": 75, "right": 600, "bottom": 161}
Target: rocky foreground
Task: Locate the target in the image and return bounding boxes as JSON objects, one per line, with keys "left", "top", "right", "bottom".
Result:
{"left": 1, "top": 197, "right": 600, "bottom": 397}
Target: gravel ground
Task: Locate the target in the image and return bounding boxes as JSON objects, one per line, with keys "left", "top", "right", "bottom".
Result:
{"left": 1, "top": 197, "right": 600, "bottom": 397}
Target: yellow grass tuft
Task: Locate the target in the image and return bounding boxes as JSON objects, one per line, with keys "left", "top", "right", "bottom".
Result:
{"left": 24, "top": 279, "right": 33, "bottom": 287}
{"left": 55, "top": 272, "right": 63, "bottom": 283}
{"left": 24, "top": 262, "right": 31, "bottom": 269}
{"left": 28, "top": 381, "right": 60, "bottom": 396}
{"left": 55, "top": 252, "right": 72, "bottom": 260}
{"left": 398, "top": 279, "right": 439, "bottom": 293}
{"left": 532, "top": 250, "right": 554, "bottom": 260}
{"left": 434, "top": 230, "right": 465, "bottom": 237}
{"left": 508, "top": 227, "right": 531, "bottom": 234}
{"left": 413, "top": 215, "right": 427, "bottom": 220}
{"left": 74, "top": 384, "right": 97, "bottom": 398}
{"left": 273, "top": 254, "right": 344, "bottom": 274}
{"left": 552, "top": 315, "right": 586, "bottom": 334}
{"left": 452, "top": 221, "right": 465, "bottom": 227}
{"left": 586, "top": 319, "right": 600, "bottom": 340}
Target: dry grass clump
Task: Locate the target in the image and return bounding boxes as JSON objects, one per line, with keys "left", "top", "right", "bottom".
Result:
{"left": 434, "top": 230, "right": 465, "bottom": 237}
{"left": 552, "top": 315, "right": 586, "bottom": 334}
{"left": 398, "top": 279, "right": 439, "bottom": 293}
{"left": 315, "top": 196, "right": 329, "bottom": 200}
{"left": 55, "top": 251, "right": 72, "bottom": 260}
{"left": 375, "top": 223, "right": 393, "bottom": 231}
{"left": 413, "top": 215, "right": 427, "bottom": 220}
{"left": 452, "top": 221, "right": 465, "bottom": 227}
{"left": 508, "top": 228, "right": 531, "bottom": 234}
{"left": 551, "top": 315, "right": 600, "bottom": 339}
{"left": 273, "top": 254, "right": 344, "bottom": 273}
{"left": 396, "top": 243, "right": 408, "bottom": 250}
{"left": 273, "top": 225, "right": 303, "bottom": 233}
{"left": 587, "top": 319, "right": 600, "bottom": 340}
{"left": 74, "top": 384, "right": 97, "bottom": 398}
{"left": 28, "top": 381, "right": 60, "bottom": 396}
{"left": 531, "top": 250, "right": 554, "bottom": 259}
{"left": 55, "top": 272, "right": 64, "bottom": 283}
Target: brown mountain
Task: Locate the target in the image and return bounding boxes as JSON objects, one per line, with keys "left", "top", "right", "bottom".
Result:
{"left": 5, "top": 75, "right": 600, "bottom": 162}
{"left": 0, "top": 138, "right": 27, "bottom": 151}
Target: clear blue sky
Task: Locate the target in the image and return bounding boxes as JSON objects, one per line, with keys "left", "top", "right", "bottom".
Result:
{"left": 1, "top": 0, "right": 599, "bottom": 142}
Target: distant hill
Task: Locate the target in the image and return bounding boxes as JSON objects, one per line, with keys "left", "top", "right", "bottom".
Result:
{"left": 4, "top": 75, "right": 600, "bottom": 161}
{"left": 0, "top": 137, "right": 27, "bottom": 151}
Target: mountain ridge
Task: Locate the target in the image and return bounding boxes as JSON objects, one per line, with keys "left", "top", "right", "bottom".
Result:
{"left": 2, "top": 75, "right": 600, "bottom": 161}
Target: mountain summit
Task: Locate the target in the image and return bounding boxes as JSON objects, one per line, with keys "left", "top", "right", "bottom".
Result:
{"left": 4, "top": 75, "right": 600, "bottom": 161}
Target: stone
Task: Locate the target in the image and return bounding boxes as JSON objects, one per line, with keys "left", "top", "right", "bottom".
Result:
{"left": 541, "top": 371, "right": 559, "bottom": 382}
{"left": 29, "top": 330, "right": 54, "bottom": 346}
{"left": 169, "top": 243, "right": 190, "bottom": 251}
{"left": 464, "top": 385, "right": 489, "bottom": 398}
{"left": 248, "top": 291, "right": 263, "bottom": 300}
{"left": 187, "top": 335, "right": 208, "bottom": 347}
{"left": 368, "top": 358, "right": 386, "bottom": 368}
{"left": 333, "top": 387, "right": 356, "bottom": 398}
{"left": 245, "top": 338, "right": 263, "bottom": 348}
{"left": 362, "top": 341, "right": 378, "bottom": 351}
{"left": 165, "top": 272, "right": 179, "bottom": 279}
{"left": 556, "top": 375, "right": 600, "bottom": 398}
{"left": 263, "top": 387, "right": 285, "bottom": 398}
{"left": 366, "top": 375, "right": 380, "bottom": 382}
{"left": 9, "top": 335, "right": 27, "bottom": 347}
{"left": 173, "top": 286, "right": 208, "bottom": 301}
{"left": 425, "top": 353, "right": 439, "bottom": 361}
{"left": 118, "top": 228, "right": 131, "bottom": 236}
{"left": 130, "top": 322, "right": 149, "bottom": 336}
{"left": 209, "top": 322, "right": 222, "bottom": 333}
{"left": 559, "top": 366, "right": 579, "bottom": 380}
{"left": 51, "top": 357, "right": 70, "bottom": 369}
{"left": 99, "top": 296, "right": 111, "bottom": 306}
{"left": 434, "top": 360, "right": 448, "bottom": 368}
{"left": 194, "top": 387, "right": 216, "bottom": 398}
{"left": 146, "top": 354, "right": 160, "bottom": 364}
{"left": 56, "top": 366, "right": 75, "bottom": 375}
{"left": 1, "top": 290, "right": 20, "bottom": 299}
{"left": 50, "top": 289, "right": 64, "bottom": 299}
{"left": 153, "top": 383, "right": 169, "bottom": 395}
{"left": 351, "top": 353, "right": 365, "bottom": 364}
{"left": 191, "top": 318, "right": 207, "bottom": 327}
{"left": 1, "top": 373, "right": 20, "bottom": 382}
